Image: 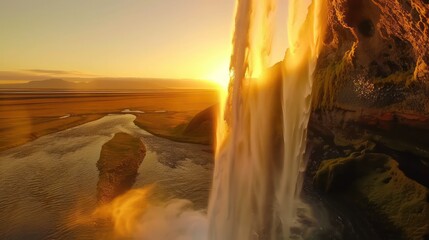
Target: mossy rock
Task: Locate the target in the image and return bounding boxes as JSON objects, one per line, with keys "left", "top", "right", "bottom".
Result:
{"left": 314, "top": 153, "right": 429, "bottom": 239}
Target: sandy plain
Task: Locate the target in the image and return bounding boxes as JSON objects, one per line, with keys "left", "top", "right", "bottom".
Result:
{"left": 0, "top": 90, "right": 218, "bottom": 152}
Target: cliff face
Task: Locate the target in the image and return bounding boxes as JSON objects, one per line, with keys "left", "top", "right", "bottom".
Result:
{"left": 308, "top": 0, "right": 429, "bottom": 167}
{"left": 313, "top": 0, "right": 429, "bottom": 119}
{"left": 310, "top": 1, "right": 429, "bottom": 238}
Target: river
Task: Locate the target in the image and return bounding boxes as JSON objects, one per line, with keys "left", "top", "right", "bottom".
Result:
{"left": 0, "top": 114, "right": 213, "bottom": 240}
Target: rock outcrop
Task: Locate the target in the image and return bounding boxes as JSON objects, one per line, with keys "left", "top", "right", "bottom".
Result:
{"left": 314, "top": 153, "right": 429, "bottom": 240}
{"left": 313, "top": 0, "right": 429, "bottom": 124}
{"left": 182, "top": 104, "right": 217, "bottom": 145}
{"left": 310, "top": 2, "right": 429, "bottom": 238}
{"left": 96, "top": 132, "right": 146, "bottom": 204}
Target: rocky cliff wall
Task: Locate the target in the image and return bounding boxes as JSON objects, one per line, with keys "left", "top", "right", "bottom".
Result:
{"left": 313, "top": 0, "right": 429, "bottom": 119}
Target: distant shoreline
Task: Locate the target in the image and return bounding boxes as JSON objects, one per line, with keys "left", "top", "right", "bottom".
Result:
{"left": 0, "top": 78, "right": 221, "bottom": 91}
{"left": 0, "top": 88, "right": 218, "bottom": 94}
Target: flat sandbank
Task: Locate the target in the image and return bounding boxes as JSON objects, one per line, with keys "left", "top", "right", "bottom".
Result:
{"left": 0, "top": 90, "right": 218, "bottom": 152}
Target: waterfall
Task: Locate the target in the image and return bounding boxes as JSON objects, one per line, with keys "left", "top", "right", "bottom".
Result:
{"left": 208, "top": 0, "right": 327, "bottom": 239}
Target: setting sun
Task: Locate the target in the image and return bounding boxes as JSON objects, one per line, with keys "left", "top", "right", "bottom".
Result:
{"left": 206, "top": 60, "right": 230, "bottom": 89}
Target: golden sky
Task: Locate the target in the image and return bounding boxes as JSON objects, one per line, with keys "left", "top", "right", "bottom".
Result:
{"left": 0, "top": 0, "right": 289, "bottom": 85}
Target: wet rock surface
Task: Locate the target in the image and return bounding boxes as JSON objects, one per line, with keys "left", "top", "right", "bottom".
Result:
{"left": 313, "top": 152, "right": 429, "bottom": 240}
{"left": 96, "top": 132, "right": 146, "bottom": 204}
{"left": 232, "top": 0, "right": 429, "bottom": 237}
{"left": 307, "top": 121, "right": 429, "bottom": 240}
{"left": 313, "top": 0, "right": 429, "bottom": 115}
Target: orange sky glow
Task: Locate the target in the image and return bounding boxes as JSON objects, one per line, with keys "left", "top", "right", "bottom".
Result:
{"left": 0, "top": 0, "right": 290, "bottom": 87}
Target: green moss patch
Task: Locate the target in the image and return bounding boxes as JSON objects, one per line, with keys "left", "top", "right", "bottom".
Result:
{"left": 313, "top": 57, "right": 350, "bottom": 109}
{"left": 314, "top": 153, "right": 429, "bottom": 239}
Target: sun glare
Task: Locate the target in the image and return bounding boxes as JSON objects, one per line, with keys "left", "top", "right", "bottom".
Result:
{"left": 206, "top": 61, "right": 231, "bottom": 89}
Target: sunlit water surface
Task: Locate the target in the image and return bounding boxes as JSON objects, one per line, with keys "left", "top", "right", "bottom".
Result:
{"left": 0, "top": 114, "right": 212, "bottom": 240}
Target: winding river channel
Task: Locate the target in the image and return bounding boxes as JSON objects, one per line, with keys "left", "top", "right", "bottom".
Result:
{"left": 0, "top": 114, "right": 213, "bottom": 240}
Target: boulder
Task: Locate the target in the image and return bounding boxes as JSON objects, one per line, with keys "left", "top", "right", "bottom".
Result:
{"left": 96, "top": 132, "right": 146, "bottom": 204}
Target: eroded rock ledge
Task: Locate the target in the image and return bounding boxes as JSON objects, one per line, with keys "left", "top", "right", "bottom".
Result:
{"left": 96, "top": 132, "right": 146, "bottom": 204}
{"left": 309, "top": 2, "right": 429, "bottom": 236}
{"left": 314, "top": 152, "right": 429, "bottom": 239}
